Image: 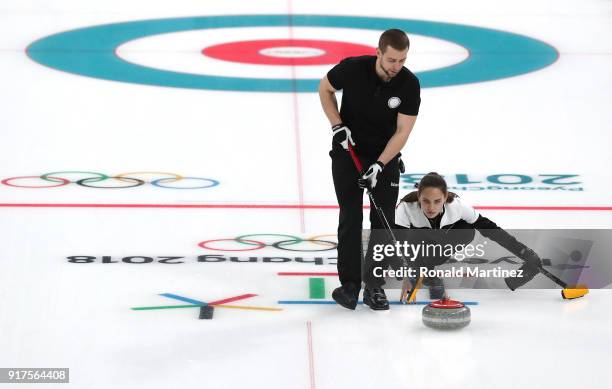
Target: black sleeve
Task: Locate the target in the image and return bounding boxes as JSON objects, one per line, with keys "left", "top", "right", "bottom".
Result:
{"left": 470, "top": 215, "right": 529, "bottom": 258}
{"left": 326, "top": 58, "right": 351, "bottom": 91}
{"left": 398, "top": 74, "right": 420, "bottom": 116}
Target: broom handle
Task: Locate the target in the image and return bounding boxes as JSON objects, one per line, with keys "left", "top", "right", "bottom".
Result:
{"left": 347, "top": 143, "right": 364, "bottom": 173}
{"left": 346, "top": 143, "right": 421, "bottom": 303}
{"left": 538, "top": 266, "right": 568, "bottom": 288}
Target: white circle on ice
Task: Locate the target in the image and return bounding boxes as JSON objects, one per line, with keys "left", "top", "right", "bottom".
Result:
{"left": 388, "top": 97, "right": 401, "bottom": 109}
{"left": 116, "top": 27, "right": 468, "bottom": 79}
{"left": 259, "top": 46, "right": 326, "bottom": 58}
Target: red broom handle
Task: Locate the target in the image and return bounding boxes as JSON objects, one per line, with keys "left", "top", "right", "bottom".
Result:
{"left": 347, "top": 143, "right": 364, "bottom": 173}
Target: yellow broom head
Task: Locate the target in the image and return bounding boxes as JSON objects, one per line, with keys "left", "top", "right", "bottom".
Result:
{"left": 561, "top": 284, "right": 589, "bottom": 299}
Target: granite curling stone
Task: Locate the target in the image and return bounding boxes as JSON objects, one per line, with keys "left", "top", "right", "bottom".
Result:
{"left": 422, "top": 298, "right": 471, "bottom": 330}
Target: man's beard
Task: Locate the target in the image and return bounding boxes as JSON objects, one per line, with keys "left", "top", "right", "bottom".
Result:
{"left": 379, "top": 62, "right": 397, "bottom": 80}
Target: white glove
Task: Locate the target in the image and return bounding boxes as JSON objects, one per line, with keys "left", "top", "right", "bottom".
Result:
{"left": 358, "top": 161, "right": 385, "bottom": 189}
{"left": 332, "top": 123, "right": 355, "bottom": 151}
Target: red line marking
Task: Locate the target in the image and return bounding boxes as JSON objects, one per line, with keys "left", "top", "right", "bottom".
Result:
{"left": 1, "top": 203, "right": 611, "bottom": 211}
{"left": 292, "top": 75, "right": 306, "bottom": 232}
{"left": 278, "top": 272, "right": 338, "bottom": 276}
{"left": 0, "top": 203, "right": 337, "bottom": 209}
{"left": 286, "top": 3, "right": 306, "bottom": 233}
{"left": 307, "top": 321, "right": 316, "bottom": 389}
{"left": 475, "top": 206, "right": 612, "bottom": 211}
{"left": 208, "top": 293, "right": 257, "bottom": 306}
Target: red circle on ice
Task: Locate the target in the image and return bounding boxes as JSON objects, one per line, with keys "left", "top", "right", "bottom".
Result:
{"left": 202, "top": 39, "right": 375, "bottom": 65}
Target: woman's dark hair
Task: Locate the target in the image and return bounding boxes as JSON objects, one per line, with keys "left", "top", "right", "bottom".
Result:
{"left": 401, "top": 172, "right": 456, "bottom": 203}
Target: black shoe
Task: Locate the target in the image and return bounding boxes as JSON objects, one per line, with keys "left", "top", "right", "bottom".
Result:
{"left": 332, "top": 283, "right": 360, "bottom": 310}
{"left": 363, "top": 287, "right": 389, "bottom": 310}
{"left": 425, "top": 277, "right": 446, "bottom": 300}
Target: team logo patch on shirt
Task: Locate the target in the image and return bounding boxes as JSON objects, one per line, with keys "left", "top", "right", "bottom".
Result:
{"left": 388, "top": 97, "right": 401, "bottom": 109}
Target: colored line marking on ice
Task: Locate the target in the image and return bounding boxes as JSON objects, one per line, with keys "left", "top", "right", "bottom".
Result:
{"left": 159, "top": 292, "right": 258, "bottom": 306}
{"left": 132, "top": 293, "right": 281, "bottom": 312}
{"left": 278, "top": 272, "right": 339, "bottom": 276}
{"left": 306, "top": 321, "right": 316, "bottom": 389}
{"left": 1, "top": 203, "right": 612, "bottom": 211}
{"left": 159, "top": 293, "right": 207, "bottom": 306}
{"left": 131, "top": 304, "right": 282, "bottom": 311}
{"left": 215, "top": 305, "right": 282, "bottom": 312}
{"left": 131, "top": 304, "right": 200, "bottom": 311}
{"left": 278, "top": 300, "right": 479, "bottom": 305}
{"left": 309, "top": 278, "right": 326, "bottom": 299}
{"left": 208, "top": 293, "right": 258, "bottom": 305}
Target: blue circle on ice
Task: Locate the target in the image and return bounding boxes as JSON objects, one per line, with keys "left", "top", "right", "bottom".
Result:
{"left": 26, "top": 15, "right": 558, "bottom": 92}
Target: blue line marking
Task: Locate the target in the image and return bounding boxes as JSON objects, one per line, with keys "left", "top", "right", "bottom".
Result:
{"left": 159, "top": 293, "right": 207, "bottom": 306}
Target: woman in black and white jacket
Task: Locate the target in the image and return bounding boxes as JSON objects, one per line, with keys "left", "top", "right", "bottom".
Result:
{"left": 394, "top": 172, "right": 542, "bottom": 298}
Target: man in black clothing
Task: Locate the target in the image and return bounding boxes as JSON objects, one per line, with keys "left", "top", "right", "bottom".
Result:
{"left": 318, "top": 29, "right": 421, "bottom": 310}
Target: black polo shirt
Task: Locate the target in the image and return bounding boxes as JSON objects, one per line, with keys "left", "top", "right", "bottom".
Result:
{"left": 327, "top": 55, "right": 420, "bottom": 157}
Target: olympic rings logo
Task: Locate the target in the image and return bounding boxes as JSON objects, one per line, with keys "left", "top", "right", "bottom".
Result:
{"left": 198, "top": 234, "right": 338, "bottom": 252}
{"left": 1, "top": 171, "right": 219, "bottom": 189}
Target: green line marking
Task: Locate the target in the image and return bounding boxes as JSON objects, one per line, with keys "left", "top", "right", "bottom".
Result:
{"left": 131, "top": 304, "right": 201, "bottom": 311}
{"left": 309, "top": 278, "right": 326, "bottom": 299}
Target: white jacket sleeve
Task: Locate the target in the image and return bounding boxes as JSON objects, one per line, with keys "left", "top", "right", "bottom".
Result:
{"left": 459, "top": 198, "right": 479, "bottom": 224}
{"left": 395, "top": 202, "right": 411, "bottom": 228}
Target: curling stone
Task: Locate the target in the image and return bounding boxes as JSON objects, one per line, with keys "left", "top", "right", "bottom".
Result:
{"left": 422, "top": 298, "right": 470, "bottom": 330}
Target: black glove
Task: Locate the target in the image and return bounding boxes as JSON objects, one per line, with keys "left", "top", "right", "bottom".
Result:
{"left": 331, "top": 123, "right": 355, "bottom": 150}
{"left": 358, "top": 161, "right": 385, "bottom": 190}
{"left": 518, "top": 247, "right": 542, "bottom": 269}
{"left": 398, "top": 157, "right": 405, "bottom": 173}
{"left": 505, "top": 264, "right": 540, "bottom": 291}
{"left": 504, "top": 247, "right": 542, "bottom": 290}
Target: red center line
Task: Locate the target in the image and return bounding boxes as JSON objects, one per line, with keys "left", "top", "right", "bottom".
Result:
{"left": 286, "top": 1, "right": 306, "bottom": 233}
{"left": 1, "top": 203, "right": 611, "bottom": 211}
{"left": 307, "top": 321, "right": 316, "bottom": 389}
{"left": 291, "top": 77, "right": 306, "bottom": 232}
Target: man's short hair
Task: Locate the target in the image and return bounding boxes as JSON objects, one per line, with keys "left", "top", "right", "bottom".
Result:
{"left": 378, "top": 29, "right": 410, "bottom": 53}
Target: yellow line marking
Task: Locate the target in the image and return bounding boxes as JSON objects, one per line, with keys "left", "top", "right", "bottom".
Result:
{"left": 211, "top": 304, "right": 283, "bottom": 312}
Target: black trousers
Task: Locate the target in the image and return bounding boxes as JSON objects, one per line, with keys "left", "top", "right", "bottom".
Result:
{"left": 330, "top": 145, "right": 400, "bottom": 288}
